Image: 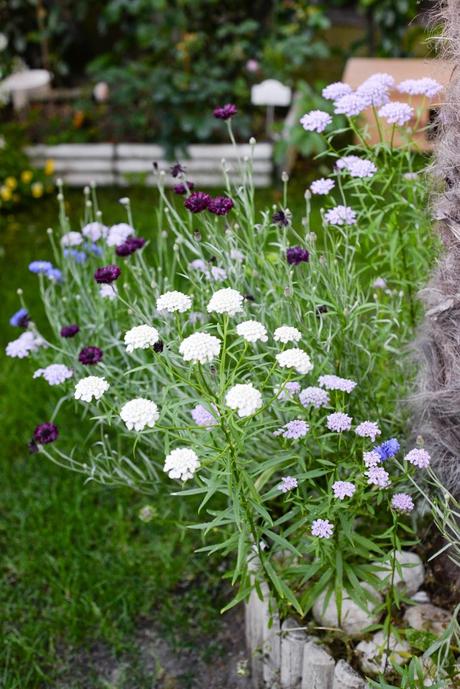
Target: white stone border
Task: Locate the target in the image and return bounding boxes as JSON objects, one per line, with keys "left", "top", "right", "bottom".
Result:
{"left": 26, "top": 142, "right": 274, "bottom": 188}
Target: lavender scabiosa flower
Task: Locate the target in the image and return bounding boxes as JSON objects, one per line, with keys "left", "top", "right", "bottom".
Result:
{"left": 322, "top": 82, "right": 353, "bottom": 101}
{"left": 346, "top": 159, "right": 377, "bottom": 178}
{"left": 170, "top": 162, "right": 186, "bottom": 177}
{"left": 336, "top": 155, "right": 361, "bottom": 171}
{"left": 299, "top": 386, "right": 330, "bottom": 409}
{"left": 327, "top": 412, "right": 352, "bottom": 432}
{"left": 398, "top": 78, "right": 442, "bottom": 98}
{"left": 33, "top": 422, "right": 59, "bottom": 445}
{"left": 355, "top": 421, "right": 381, "bottom": 442}
{"left": 366, "top": 466, "right": 390, "bottom": 488}
{"left": 300, "top": 110, "right": 332, "bottom": 133}
{"left": 79, "top": 346, "right": 103, "bottom": 365}
{"left": 310, "top": 178, "right": 335, "bottom": 195}
{"left": 324, "top": 205, "right": 357, "bottom": 226}
{"left": 184, "top": 191, "right": 211, "bottom": 213}
{"left": 174, "top": 181, "right": 195, "bottom": 195}
{"left": 391, "top": 493, "right": 414, "bottom": 513}
{"left": 319, "top": 375, "right": 357, "bottom": 393}
{"left": 94, "top": 264, "right": 121, "bottom": 284}
{"left": 374, "top": 438, "right": 400, "bottom": 461}
{"left": 311, "top": 519, "right": 334, "bottom": 539}
{"left": 363, "top": 450, "right": 382, "bottom": 468}
{"left": 378, "top": 102, "right": 414, "bottom": 126}
{"left": 356, "top": 76, "right": 391, "bottom": 107}
{"left": 106, "top": 223, "right": 135, "bottom": 247}
{"left": 286, "top": 246, "right": 309, "bottom": 265}
{"left": 29, "top": 260, "right": 53, "bottom": 274}
{"left": 272, "top": 208, "right": 291, "bottom": 227}
{"left": 61, "top": 231, "right": 83, "bottom": 247}
{"left": 213, "top": 103, "right": 237, "bottom": 120}
{"left": 334, "top": 93, "right": 368, "bottom": 117}
{"left": 274, "top": 419, "right": 309, "bottom": 439}
{"left": 9, "top": 307, "right": 30, "bottom": 328}
{"left": 278, "top": 476, "right": 298, "bottom": 493}
{"left": 191, "top": 404, "right": 218, "bottom": 427}
{"left": 60, "top": 324, "right": 79, "bottom": 338}
{"left": 99, "top": 284, "right": 117, "bottom": 300}
{"left": 82, "top": 221, "right": 108, "bottom": 242}
{"left": 33, "top": 364, "right": 73, "bottom": 386}
{"left": 6, "top": 331, "right": 42, "bottom": 358}
{"left": 275, "top": 381, "right": 301, "bottom": 401}
{"left": 208, "top": 196, "right": 234, "bottom": 216}
{"left": 373, "top": 277, "right": 387, "bottom": 290}
{"left": 115, "top": 236, "right": 146, "bottom": 257}
{"left": 404, "top": 448, "right": 431, "bottom": 469}
{"left": 332, "top": 481, "right": 356, "bottom": 500}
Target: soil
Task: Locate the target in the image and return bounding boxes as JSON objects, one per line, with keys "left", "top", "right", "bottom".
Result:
{"left": 55, "top": 605, "right": 252, "bottom": 689}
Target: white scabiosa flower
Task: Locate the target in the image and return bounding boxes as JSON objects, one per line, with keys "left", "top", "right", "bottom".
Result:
{"left": 273, "top": 326, "right": 301, "bottom": 344}
{"left": 156, "top": 290, "right": 192, "bottom": 313}
{"left": 163, "top": 447, "right": 200, "bottom": 481}
{"left": 61, "top": 231, "right": 83, "bottom": 247}
{"left": 33, "top": 364, "right": 73, "bottom": 385}
{"left": 236, "top": 320, "right": 268, "bottom": 343}
{"left": 82, "top": 221, "right": 108, "bottom": 242}
{"left": 225, "top": 383, "right": 263, "bottom": 417}
{"left": 124, "top": 325, "right": 159, "bottom": 353}
{"left": 99, "top": 284, "right": 117, "bottom": 300}
{"left": 207, "top": 288, "right": 244, "bottom": 316}
{"left": 276, "top": 348, "right": 313, "bottom": 375}
{"left": 120, "top": 398, "right": 159, "bottom": 431}
{"left": 179, "top": 332, "right": 221, "bottom": 364}
{"left": 74, "top": 376, "right": 110, "bottom": 402}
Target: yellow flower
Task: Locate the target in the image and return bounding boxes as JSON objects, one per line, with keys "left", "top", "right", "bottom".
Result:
{"left": 31, "top": 182, "right": 44, "bottom": 198}
{"left": 44, "top": 159, "right": 55, "bottom": 176}
{"left": 21, "top": 170, "right": 33, "bottom": 183}
{"left": 6, "top": 176, "right": 17, "bottom": 190}
{"left": 0, "top": 186, "right": 12, "bottom": 201}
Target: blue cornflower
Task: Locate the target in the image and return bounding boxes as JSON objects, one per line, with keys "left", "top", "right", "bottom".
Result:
{"left": 64, "top": 249, "right": 87, "bottom": 264}
{"left": 9, "top": 307, "right": 30, "bottom": 328}
{"left": 29, "top": 260, "right": 53, "bottom": 274}
{"left": 47, "top": 267, "right": 63, "bottom": 282}
{"left": 374, "top": 438, "right": 400, "bottom": 461}
{"left": 85, "top": 242, "right": 103, "bottom": 257}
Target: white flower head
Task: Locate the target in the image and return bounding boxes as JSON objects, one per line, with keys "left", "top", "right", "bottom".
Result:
{"left": 273, "top": 326, "right": 301, "bottom": 344}
{"left": 179, "top": 332, "right": 221, "bottom": 364}
{"left": 225, "top": 383, "right": 262, "bottom": 417}
{"left": 164, "top": 447, "right": 200, "bottom": 481}
{"left": 61, "top": 231, "right": 83, "bottom": 247}
{"left": 156, "top": 290, "right": 192, "bottom": 314}
{"left": 33, "top": 364, "right": 73, "bottom": 385}
{"left": 124, "top": 325, "right": 159, "bottom": 353}
{"left": 106, "top": 223, "right": 135, "bottom": 247}
{"left": 120, "top": 398, "right": 159, "bottom": 431}
{"left": 207, "top": 288, "right": 244, "bottom": 316}
{"left": 82, "top": 221, "right": 108, "bottom": 242}
{"left": 74, "top": 375, "right": 110, "bottom": 402}
{"left": 276, "top": 348, "right": 313, "bottom": 375}
{"left": 99, "top": 284, "right": 117, "bottom": 300}
{"left": 236, "top": 320, "right": 268, "bottom": 343}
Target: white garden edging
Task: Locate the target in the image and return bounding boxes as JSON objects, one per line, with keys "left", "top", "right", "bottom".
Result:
{"left": 26, "top": 142, "right": 274, "bottom": 188}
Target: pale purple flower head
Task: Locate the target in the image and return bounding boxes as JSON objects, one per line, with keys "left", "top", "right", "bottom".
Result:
{"left": 355, "top": 421, "right": 381, "bottom": 442}
{"left": 372, "top": 277, "right": 387, "bottom": 290}
{"left": 326, "top": 412, "right": 352, "bottom": 433}
{"left": 398, "top": 78, "right": 442, "bottom": 98}
{"left": 363, "top": 450, "right": 382, "bottom": 468}
{"left": 275, "top": 381, "right": 301, "bottom": 401}
{"left": 278, "top": 476, "right": 298, "bottom": 493}
{"left": 324, "top": 205, "right": 357, "bottom": 226}
{"left": 300, "top": 110, "right": 332, "bottom": 133}
{"left": 332, "top": 481, "right": 356, "bottom": 500}
{"left": 33, "top": 364, "right": 73, "bottom": 386}
{"left": 210, "top": 266, "right": 227, "bottom": 282}
{"left": 310, "top": 178, "right": 335, "bottom": 195}
{"left": 191, "top": 404, "right": 218, "bottom": 427}
{"left": 322, "top": 82, "right": 353, "bottom": 101}
{"left": 374, "top": 438, "right": 400, "bottom": 461}
{"left": 319, "top": 375, "right": 357, "bottom": 393}
{"left": 347, "top": 159, "right": 377, "bottom": 178}
{"left": 311, "top": 518, "right": 334, "bottom": 539}
{"left": 391, "top": 493, "right": 414, "bottom": 513}
{"left": 356, "top": 75, "right": 392, "bottom": 107}
{"left": 334, "top": 93, "right": 368, "bottom": 117}
{"left": 274, "top": 419, "right": 309, "bottom": 439}
{"left": 299, "top": 386, "right": 330, "bottom": 409}
{"left": 378, "top": 102, "right": 414, "bottom": 126}
{"left": 336, "top": 155, "right": 361, "bottom": 171}
{"left": 366, "top": 466, "right": 390, "bottom": 488}
{"left": 404, "top": 448, "right": 430, "bottom": 469}
{"left": 6, "top": 331, "right": 41, "bottom": 358}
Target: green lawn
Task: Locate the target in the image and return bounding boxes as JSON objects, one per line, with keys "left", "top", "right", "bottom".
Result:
{"left": 0, "top": 184, "right": 309, "bottom": 687}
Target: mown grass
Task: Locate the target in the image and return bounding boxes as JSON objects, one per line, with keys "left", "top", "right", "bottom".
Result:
{"left": 0, "top": 183, "right": 310, "bottom": 687}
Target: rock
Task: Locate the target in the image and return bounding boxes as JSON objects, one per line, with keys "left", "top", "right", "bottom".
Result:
{"left": 333, "top": 660, "right": 367, "bottom": 689}
{"left": 355, "top": 631, "right": 410, "bottom": 675}
{"left": 411, "top": 590, "right": 430, "bottom": 604}
{"left": 301, "top": 639, "right": 335, "bottom": 689}
{"left": 372, "top": 551, "right": 424, "bottom": 596}
{"left": 404, "top": 603, "right": 452, "bottom": 636}
{"left": 312, "top": 583, "right": 382, "bottom": 639}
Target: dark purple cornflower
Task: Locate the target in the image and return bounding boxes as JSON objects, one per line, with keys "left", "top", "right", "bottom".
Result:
{"left": 153, "top": 340, "right": 164, "bottom": 353}
{"left": 316, "top": 305, "right": 328, "bottom": 316}
{"left": 286, "top": 246, "right": 309, "bottom": 266}
{"left": 115, "top": 237, "right": 146, "bottom": 257}
{"left": 213, "top": 103, "right": 237, "bottom": 120}
{"left": 94, "top": 265, "right": 121, "bottom": 284}
{"left": 60, "top": 324, "right": 80, "bottom": 338}
{"left": 33, "top": 422, "right": 59, "bottom": 445}
{"left": 244, "top": 294, "right": 256, "bottom": 302}
{"left": 79, "top": 346, "right": 103, "bottom": 365}
{"left": 173, "top": 182, "right": 195, "bottom": 195}
{"left": 170, "top": 162, "right": 186, "bottom": 178}
{"left": 208, "top": 196, "right": 234, "bottom": 216}
{"left": 272, "top": 209, "right": 291, "bottom": 227}
{"left": 28, "top": 439, "right": 39, "bottom": 454}
{"left": 184, "top": 192, "right": 211, "bottom": 213}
